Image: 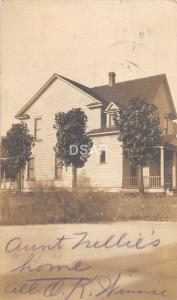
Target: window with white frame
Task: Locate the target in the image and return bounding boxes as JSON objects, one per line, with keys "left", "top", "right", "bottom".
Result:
{"left": 55, "top": 156, "right": 63, "bottom": 180}
{"left": 108, "top": 113, "right": 115, "bottom": 127}
{"left": 34, "top": 117, "right": 42, "bottom": 141}
{"left": 100, "top": 149, "right": 106, "bottom": 164}
{"left": 27, "top": 158, "right": 35, "bottom": 180}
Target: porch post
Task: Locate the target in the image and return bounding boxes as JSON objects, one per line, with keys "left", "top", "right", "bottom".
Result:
{"left": 172, "top": 150, "right": 176, "bottom": 188}
{"left": 160, "top": 147, "right": 165, "bottom": 187}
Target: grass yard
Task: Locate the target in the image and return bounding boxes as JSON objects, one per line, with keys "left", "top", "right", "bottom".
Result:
{"left": 0, "top": 189, "right": 177, "bottom": 225}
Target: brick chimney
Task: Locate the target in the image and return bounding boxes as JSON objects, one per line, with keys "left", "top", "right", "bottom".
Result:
{"left": 108, "top": 72, "right": 116, "bottom": 87}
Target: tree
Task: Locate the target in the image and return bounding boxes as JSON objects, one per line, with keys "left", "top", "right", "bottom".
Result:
{"left": 2, "top": 123, "right": 34, "bottom": 194}
{"left": 114, "top": 96, "right": 161, "bottom": 193}
{"left": 54, "top": 108, "right": 93, "bottom": 191}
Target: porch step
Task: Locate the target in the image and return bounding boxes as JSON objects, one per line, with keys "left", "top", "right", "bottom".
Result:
{"left": 166, "top": 188, "right": 177, "bottom": 196}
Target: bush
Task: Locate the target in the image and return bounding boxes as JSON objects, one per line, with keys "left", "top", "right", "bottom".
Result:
{"left": 0, "top": 189, "right": 110, "bottom": 225}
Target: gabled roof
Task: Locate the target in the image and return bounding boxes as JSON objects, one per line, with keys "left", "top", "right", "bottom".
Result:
{"left": 104, "top": 101, "right": 119, "bottom": 113}
{"left": 16, "top": 73, "right": 176, "bottom": 119}
{"left": 15, "top": 73, "right": 103, "bottom": 119}
{"left": 58, "top": 74, "right": 103, "bottom": 103}
{"left": 92, "top": 74, "right": 176, "bottom": 116}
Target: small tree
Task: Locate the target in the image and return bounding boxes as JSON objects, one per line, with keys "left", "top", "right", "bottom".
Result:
{"left": 114, "top": 96, "right": 161, "bottom": 193}
{"left": 54, "top": 108, "right": 93, "bottom": 191}
{"left": 2, "top": 123, "right": 34, "bottom": 194}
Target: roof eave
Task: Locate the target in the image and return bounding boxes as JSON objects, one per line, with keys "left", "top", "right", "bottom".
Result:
{"left": 15, "top": 73, "right": 103, "bottom": 118}
{"left": 15, "top": 73, "right": 58, "bottom": 118}
{"left": 162, "top": 75, "right": 177, "bottom": 117}
{"left": 16, "top": 114, "right": 30, "bottom": 120}
{"left": 87, "top": 103, "right": 103, "bottom": 109}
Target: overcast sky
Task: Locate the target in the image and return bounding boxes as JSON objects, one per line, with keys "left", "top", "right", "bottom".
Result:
{"left": 1, "top": 0, "right": 177, "bottom": 135}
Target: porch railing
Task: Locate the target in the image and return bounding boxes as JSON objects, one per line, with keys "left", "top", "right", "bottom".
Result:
{"left": 123, "top": 176, "right": 138, "bottom": 188}
{"left": 123, "top": 176, "right": 161, "bottom": 188}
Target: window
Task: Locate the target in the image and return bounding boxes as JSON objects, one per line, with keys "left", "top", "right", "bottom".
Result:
{"left": 34, "top": 118, "right": 42, "bottom": 141}
{"left": 108, "top": 113, "right": 115, "bottom": 127}
{"left": 55, "top": 156, "right": 63, "bottom": 180}
{"left": 100, "top": 149, "right": 106, "bottom": 164}
{"left": 27, "top": 158, "right": 35, "bottom": 180}
{"left": 163, "top": 117, "right": 168, "bottom": 135}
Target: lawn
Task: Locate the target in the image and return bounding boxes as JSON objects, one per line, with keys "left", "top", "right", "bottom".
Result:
{"left": 0, "top": 189, "right": 177, "bottom": 225}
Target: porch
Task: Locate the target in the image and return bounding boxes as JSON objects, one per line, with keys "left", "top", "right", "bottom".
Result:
{"left": 123, "top": 145, "right": 177, "bottom": 191}
{"left": 123, "top": 175, "right": 172, "bottom": 189}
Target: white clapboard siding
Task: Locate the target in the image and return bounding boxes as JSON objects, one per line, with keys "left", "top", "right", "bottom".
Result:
{"left": 77, "top": 134, "right": 123, "bottom": 189}
{"left": 23, "top": 78, "right": 102, "bottom": 186}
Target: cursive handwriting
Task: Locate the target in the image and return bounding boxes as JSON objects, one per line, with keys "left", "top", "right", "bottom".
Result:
{"left": 5, "top": 273, "right": 168, "bottom": 299}
{"left": 10, "top": 253, "right": 92, "bottom": 273}
{"left": 71, "top": 231, "right": 160, "bottom": 250}
{"left": 5, "top": 230, "right": 160, "bottom": 253}
{"left": 5, "top": 235, "right": 71, "bottom": 253}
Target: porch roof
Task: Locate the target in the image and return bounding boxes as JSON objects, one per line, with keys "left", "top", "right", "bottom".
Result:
{"left": 88, "top": 127, "right": 119, "bottom": 136}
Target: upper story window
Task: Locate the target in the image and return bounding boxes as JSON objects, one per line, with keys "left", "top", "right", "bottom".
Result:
{"left": 160, "top": 116, "right": 174, "bottom": 136}
{"left": 100, "top": 149, "right": 106, "bottom": 164}
{"left": 104, "top": 102, "right": 119, "bottom": 127}
{"left": 34, "top": 117, "right": 42, "bottom": 141}
{"left": 55, "top": 156, "right": 63, "bottom": 180}
{"left": 105, "top": 102, "right": 119, "bottom": 128}
{"left": 108, "top": 113, "right": 115, "bottom": 127}
{"left": 27, "top": 157, "right": 35, "bottom": 180}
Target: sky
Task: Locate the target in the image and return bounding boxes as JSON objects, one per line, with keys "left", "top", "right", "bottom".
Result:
{"left": 1, "top": 0, "right": 177, "bottom": 135}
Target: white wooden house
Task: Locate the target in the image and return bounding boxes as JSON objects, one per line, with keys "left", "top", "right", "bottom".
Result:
{"left": 14, "top": 72, "right": 177, "bottom": 192}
